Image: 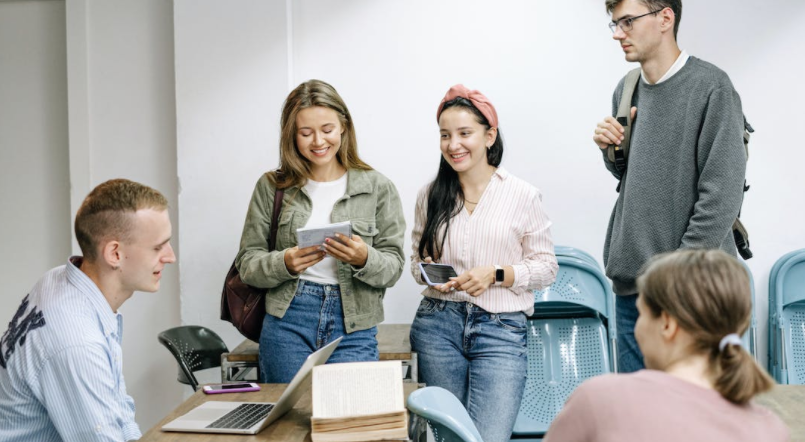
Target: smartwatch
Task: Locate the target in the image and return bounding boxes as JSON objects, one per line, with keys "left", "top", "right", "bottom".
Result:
{"left": 494, "top": 265, "right": 504, "bottom": 286}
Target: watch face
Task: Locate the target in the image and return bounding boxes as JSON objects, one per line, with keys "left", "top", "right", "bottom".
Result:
{"left": 496, "top": 268, "right": 505, "bottom": 282}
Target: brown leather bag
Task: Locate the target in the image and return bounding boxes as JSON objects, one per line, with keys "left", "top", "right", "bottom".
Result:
{"left": 221, "top": 176, "right": 284, "bottom": 342}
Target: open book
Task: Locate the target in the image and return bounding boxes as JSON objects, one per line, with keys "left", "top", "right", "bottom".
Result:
{"left": 311, "top": 361, "right": 408, "bottom": 442}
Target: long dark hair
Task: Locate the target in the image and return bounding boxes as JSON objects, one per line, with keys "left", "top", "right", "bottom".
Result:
{"left": 418, "top": 97, "right": 504, "bottom": 260}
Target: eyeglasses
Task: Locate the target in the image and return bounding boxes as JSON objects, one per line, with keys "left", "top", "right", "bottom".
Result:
{"left": 608, "top": 9, "right": 664, "bottom": 33}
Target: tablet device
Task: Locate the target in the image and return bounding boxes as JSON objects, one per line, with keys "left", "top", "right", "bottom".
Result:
{"left": 419, "top": 262, "right": 458, "bottom": 286}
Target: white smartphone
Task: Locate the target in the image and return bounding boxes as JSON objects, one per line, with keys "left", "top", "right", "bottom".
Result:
{"left": 202, "top": 382, "right": 261, "bottom": 394}
{"left": 419, "top": 262, "right": 458, "bottom": 286}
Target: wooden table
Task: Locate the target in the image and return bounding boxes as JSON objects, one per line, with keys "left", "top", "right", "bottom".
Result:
{"left": 756, "top": 385, "right": 805, "bottom": 440}
{"left": 222, "top": 323, "right": 417, "bottom": 382}
{"left": 141, "top": 383, "right": 425, "bottom": 442}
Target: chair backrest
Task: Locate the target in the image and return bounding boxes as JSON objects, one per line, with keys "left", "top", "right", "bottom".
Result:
{"left": 767, "top": 250, "right": 805, "bottom": 380}
{"left": 533, "top": 256, "right": 613, "bottom": 323}
{"left": 406, "top": 386, "right": 483, "bottom": 442}
{"left": 554, "top": 245, "right": 601, "bottom": 271}
{"left": 513, "top": 317, "right": 610, "bottom": 436}
{"left": 157, "top": 325, "right": 228, "bottom": 391}
{"left": 514, "top": 256, "right": 615, "bottom": 436}
{"left": 772, "top": 251, "right": 805, "bottom": 384}
{"left": 740, "top": 261, "right": 757, "bottom": 359}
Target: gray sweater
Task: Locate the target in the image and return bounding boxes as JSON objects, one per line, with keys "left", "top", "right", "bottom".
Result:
{"left": 602, "top": 56, "right": 747, "bottom": 295}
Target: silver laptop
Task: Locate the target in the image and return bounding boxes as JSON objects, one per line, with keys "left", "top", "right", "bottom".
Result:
{"left": 161, "top": 337, "right": 342, "bottom": 435}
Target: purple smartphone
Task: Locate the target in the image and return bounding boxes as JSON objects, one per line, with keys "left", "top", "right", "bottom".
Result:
{"left": 202, "top": 382, "right": 261, "bottom": 394}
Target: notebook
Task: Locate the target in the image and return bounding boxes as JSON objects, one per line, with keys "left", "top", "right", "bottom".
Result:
{"left": 161, "top": 337, "right": 342, "bottom": 435}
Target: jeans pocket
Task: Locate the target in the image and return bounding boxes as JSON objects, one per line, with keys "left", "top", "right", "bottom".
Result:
{"left": 416, "top": 297, "right": 438, "bottom": 315}
{"left": 494, "top": 311, "right": 527, "bottom": 332}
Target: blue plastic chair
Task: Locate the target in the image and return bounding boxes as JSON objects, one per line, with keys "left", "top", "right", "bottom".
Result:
{"left": 406, "top": 386, "right": 484, "bottom": 442}
{"left": 768, "top": 249, "right": 805, "bottom": 380}
{"left": 740, "top": 261, "right": 758, "bottom": 361}
{"left": 512, "top": 256, "right": 615, "bottom": 438}
{"left": 554, "top": 245, "right": 601, "bottom": 271}
{"left": 769, "top": 250, "right": 805, "bottom": 384}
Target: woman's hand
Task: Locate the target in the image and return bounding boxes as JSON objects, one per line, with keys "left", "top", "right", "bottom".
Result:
{"left": 444, "top": 266, "right": 495, "bottom": 297}
{"left": 284, "top": 245, "right": 325, "bottom": 274}
{"left": 324, "top": 233, "right": 368, "bottom": 267}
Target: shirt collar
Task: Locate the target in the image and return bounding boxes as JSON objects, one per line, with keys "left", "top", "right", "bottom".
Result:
{"left": 493, "top": 166, "right": 509, "bottom": 180}
{"left": 642, "top": 50, "right": 689, "bottom": 85}
{"left": 66, "top": 256, "right": 120, "bottom": 338}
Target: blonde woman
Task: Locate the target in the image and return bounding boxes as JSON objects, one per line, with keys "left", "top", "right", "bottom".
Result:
{"left": 235, "top": 80, "right": 405, "bottom": 382}
{"left": 545, "top": 249, "right": 788, "bottom": 442}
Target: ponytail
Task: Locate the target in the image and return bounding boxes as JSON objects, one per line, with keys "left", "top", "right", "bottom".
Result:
{"left": 638, "top": 249, "right": 776, "bottom": 405}
{"left": 712, "top": 341, "right": 774, "bottom": 405}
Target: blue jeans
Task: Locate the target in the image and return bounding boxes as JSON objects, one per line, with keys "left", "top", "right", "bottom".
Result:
{"left": 410, "top": 298, "right": 527, "bottom": 442}
{"left": 258, "top": 279, "right": 379, "bottom": 383}
{"left": 616, "top": 293, "right": 645, "bottom": 373}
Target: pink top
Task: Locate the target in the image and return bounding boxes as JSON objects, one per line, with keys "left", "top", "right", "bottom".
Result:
{"left": 410, "top": 167, "right": 557, "bottom": 315}
{"left": 544, "top": 370, "right": 789, "bottom": 442}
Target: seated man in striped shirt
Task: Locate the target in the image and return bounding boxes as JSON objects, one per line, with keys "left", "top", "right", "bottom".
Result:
{"left": 0, "top": 178, "right": 176, "bottom": 442}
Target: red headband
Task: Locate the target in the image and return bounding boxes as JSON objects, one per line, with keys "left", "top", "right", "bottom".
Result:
{"left": 436, "top": 84, "right": 498, "bottom": 128}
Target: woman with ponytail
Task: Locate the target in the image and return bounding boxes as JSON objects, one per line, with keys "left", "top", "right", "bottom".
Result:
{"left": 545, "top": 249, "right": 788, "bottom": 442}
{"left": 409, "top": 85, "right": 558, "bottom": 442}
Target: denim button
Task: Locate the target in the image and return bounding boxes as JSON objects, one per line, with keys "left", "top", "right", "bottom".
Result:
{"left": 350, "top": 322, "right": 356, "bottom": 328}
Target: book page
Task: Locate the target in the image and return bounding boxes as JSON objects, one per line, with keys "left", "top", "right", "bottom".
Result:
{"left": 312, "top": 361, "right": 404, "bottom": 419}
{"left": 297, "top": 221, "right": 352, "bottom": 249}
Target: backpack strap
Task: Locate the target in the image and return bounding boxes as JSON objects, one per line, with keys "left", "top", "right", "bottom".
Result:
{"left": 607, "top": 68, "right": 642, "bottom": 181}
{"left": 267, "top": 171, "right": 285, "bottom": 251}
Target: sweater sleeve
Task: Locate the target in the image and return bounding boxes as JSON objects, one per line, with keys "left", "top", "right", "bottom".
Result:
{"left": 680, "top": 86, "right": 746, "bottom": 249}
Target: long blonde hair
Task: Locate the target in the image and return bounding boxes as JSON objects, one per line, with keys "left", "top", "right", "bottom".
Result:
{"left": 270, "top": 79, "right": 371, "bottom": 189}
{"left": 637, "top": 249, "right": 774, "bottom": 405}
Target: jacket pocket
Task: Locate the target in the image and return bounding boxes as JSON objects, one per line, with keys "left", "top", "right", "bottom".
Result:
{"left": 277, "top": 210, "right": 295, "bottom": 247}
{"left": 351, "top": 219, "right": 378, "bottom": 247}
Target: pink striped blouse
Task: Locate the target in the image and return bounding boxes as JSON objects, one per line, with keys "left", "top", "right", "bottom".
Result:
{"left": 410, "top": 167, "right": 558, "bottom": 315}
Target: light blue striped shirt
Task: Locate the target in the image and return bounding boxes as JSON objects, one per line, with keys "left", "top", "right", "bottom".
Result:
{"left": 0, "top": 257, "right": 141, "bottom": 441}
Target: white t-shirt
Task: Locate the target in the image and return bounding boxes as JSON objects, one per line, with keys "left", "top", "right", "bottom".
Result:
{"left": 300, "top": 173, "right": 348, "bottom": 285}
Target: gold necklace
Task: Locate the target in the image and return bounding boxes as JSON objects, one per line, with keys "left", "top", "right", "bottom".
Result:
{"left": 464, "top": 198, "right": 478, "bottom": 204}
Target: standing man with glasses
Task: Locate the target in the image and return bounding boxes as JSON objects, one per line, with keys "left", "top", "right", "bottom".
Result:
{"left": 592, "top": 0, "right": 748, "bottom": 372}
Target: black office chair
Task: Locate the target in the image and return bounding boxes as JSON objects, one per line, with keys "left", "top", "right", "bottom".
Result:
{"left": 157, "top": 325, "right": 230, "bottom": 391}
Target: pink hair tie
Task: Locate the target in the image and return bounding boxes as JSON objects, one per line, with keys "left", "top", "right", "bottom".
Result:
{"left": 436, "top": 84, "right": 499, "bottom": 128}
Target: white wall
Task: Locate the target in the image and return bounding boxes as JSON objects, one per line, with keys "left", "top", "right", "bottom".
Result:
{"left": 2, "top": 0, "right": 804, "bottom": 435}
{"left": 0, "top": 0, "right": 71, "bottom": 348}
{"left": 174, "top": 0, "right": 805, "bottom": 372}
{"left": 65, "top": 0, "right": 183, "bottom": 431}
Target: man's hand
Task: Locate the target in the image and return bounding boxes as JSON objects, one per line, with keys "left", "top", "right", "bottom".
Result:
{"left": 284, "top": 245, "right": 325, "bottom": 274}
{"left": 324, "top": 233, "right": 368, "bottom": 267}
{"left": 593, "top": 107, "right": 637, "bottom": 150}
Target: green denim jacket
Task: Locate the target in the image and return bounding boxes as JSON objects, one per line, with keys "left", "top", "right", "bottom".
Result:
{"left": 235, "top": 169, "right": 406, "bottom": 333}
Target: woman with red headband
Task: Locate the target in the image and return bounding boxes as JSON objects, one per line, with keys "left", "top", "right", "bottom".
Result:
{"left": 410, "top": 84, "right": 558, "bottom": 442}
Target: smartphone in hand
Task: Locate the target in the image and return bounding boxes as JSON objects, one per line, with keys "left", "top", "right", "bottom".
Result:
{"left": 419, "top": 262, "right": 458, "bottom": 286}
{"left": 202, "top": 382, "right": 261, "bottom": 394}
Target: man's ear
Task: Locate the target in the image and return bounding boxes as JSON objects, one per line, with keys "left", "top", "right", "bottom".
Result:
{"left": 660, "top": 310, "right": 679, "bottom": 342}
{"left": 101, "top": 240, "right": 122, "bottom": 270}
{"left": 659, "top": 8, "right": 675, "bottom": 33}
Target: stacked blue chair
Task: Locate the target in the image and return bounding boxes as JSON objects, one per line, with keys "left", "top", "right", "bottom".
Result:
{"left": 768, "top": 249, "right": 805, "bottom": 384}
{"left": 740, "top": 261, "right": 758, "bottom": 361}
{"left": 406, "top": 386, "right": 484, "bottom": 442}
{"left": 554, "top": 245, "right": 601, "bottom": 271}
{"left": 511, "top": 254, "right": 615, "bottom": 439}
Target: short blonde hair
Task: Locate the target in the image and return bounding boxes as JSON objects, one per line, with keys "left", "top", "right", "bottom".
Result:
{"left": 637, "top": 249, "right": 773, "bottom": 404}
{"left": 74, "top": 179, "right": 168, "bottom": 261}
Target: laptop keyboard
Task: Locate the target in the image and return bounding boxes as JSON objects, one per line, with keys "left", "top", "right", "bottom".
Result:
{"left": 206, "top": 403, "right": 274, "bottom": 430}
